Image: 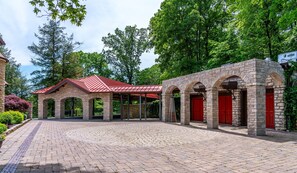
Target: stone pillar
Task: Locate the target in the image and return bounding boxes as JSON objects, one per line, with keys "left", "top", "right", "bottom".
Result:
{"left": 274, "top": 86, "right": 285, "bottom": 130}
{"left": 162, "top": 94, "right": 170, "bottom": 122}
{"left": 247, "top": 84, "right": 266, "bottom": 136}
{"left": 60, "top": 99, "right": 65, "bottom": 119}
{"left": 232, "top": 89, "right": 241, "bottom": 126}
{"left": 89, "top": 99, "right": 94, "bottom": 119}
{"left": 203, "top": 95, "right": 207, "bottom": 123}
{"left": 55, "top": 99, "right": 61, "bottom": 119}
{"left": 83, "top": 98, "right": 90, "bottom": 120}
{"left": 206, "top": 88, "right": 219, "bottom": 129}
{"left": 0, "top": 59, "right": 6, "bottom": 113}
{"left": 103, "top": 93, "right": 113, "bottom": 121}
{"left": 27, "top": 102, "right": 33, "bottom": 119}
{"left": 38, "top": 97, "right": 47, "bottom": 119}
{"left": 180, "top": 92, "right": 190, "bottom": 125}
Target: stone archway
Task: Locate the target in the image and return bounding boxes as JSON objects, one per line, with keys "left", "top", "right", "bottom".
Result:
{"left": 61, "top": 97, "right": 83, "bottom": 119}
{"left": 163, "top": 85, "right": 181, "bottom": 123}
{"left": 40, "top": 98, "right": 55, "bottom": 119}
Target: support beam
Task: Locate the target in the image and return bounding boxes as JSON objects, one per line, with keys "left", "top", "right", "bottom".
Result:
{"left": 128, "top": 94, "right": 130, "bottom": 120}
{"left": 145, "top": 93, "right": 147, "bottom": 120}
{"left": 206, "top": 88, "right": 219, "bottom": 129}
{"left": 180, "top": 92, "right": 190, "bottom": 125}
{"left": 139, "top": 95, "right": 142, "bottom": 120}
{"left": 158, "top": 94, "right": 162, "bottom": 121}
{"left": 120, "top": 94, "right": 123, "bottom": 120}
{"left": 247, "top": 84, "right": 266, "bottom": 136}
{"left": 55, "top": 99, "right": 62, "bottom": 119}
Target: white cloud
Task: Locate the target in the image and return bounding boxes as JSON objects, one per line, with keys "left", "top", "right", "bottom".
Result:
{"left": 0, "top": 0, "right": 162, "bottom": 70}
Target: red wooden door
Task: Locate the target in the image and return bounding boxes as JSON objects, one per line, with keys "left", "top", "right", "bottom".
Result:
{"left": 219, "top": 95, "right": 232, "bottom": 125}
{"left": 266, "top": 92, "right": 275, "bottom": 129}
{"left": 191, "top": 97, "right": 204, "bottom": 121}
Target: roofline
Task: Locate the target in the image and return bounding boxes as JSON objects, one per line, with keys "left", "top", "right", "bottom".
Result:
{"left": 45, "top": 79, "right": 90, "bottom": 94}
{"left": 94, "top": 75, "right": 112, "bottom": 92}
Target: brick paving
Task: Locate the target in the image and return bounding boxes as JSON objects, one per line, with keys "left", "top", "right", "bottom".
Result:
{"left": 0, "top": 120, "right": 297, "bottom": 173}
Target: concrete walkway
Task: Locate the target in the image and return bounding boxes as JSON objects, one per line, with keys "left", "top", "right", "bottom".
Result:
{"left": 0, "top": 120, "right": 297, "bottom": 173}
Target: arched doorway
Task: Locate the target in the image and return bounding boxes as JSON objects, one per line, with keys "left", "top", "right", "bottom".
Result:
{"left": 43, "top": 98, "right": 55, "bottom": 119}
{"left": 189, "top": 82, "right": 206, "bottom": 122}
{"left": 62, "top": 97, "right": 83, "bottom": 119}
{"left": 90, "top": 98, "right": 104, "bottom": 119}
{"left": 164, "top": 86, "right": 181, "bottom": 123}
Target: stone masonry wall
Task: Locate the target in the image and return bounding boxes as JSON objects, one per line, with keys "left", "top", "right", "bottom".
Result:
{"left": 0, "top": 59, "right": 6, "bottom": 113}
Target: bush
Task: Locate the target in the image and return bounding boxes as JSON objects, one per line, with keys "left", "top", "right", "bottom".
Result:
{"left": 5, "top": 94, "right": 31, "bottom": 112}
{"left": 0, "top": 123, "right": 7, "bottom": 134}
{"left": 8, "top": 111, "right": 24, "bottom": 124}
{"left": 0, "top": 112, "right": 13, "bottom": 125}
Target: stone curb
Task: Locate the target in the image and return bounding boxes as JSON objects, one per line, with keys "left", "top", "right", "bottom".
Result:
{"left": 4, "top": 119, "right": 31, "bottom": 136}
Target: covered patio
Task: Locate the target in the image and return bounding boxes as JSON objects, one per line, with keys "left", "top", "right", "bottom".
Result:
{"left": 33, "top": 75, "right": 162, "bottom": 121}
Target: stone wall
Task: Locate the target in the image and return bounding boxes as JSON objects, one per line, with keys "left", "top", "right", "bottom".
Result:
{"left": 162, "top": 59, "right": 285, "bottom": 136}
{"left": 0, "top": 59, "right": 6, "bottom": 113}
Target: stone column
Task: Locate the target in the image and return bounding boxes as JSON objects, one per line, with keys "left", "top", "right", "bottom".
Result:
{"left": 274, "top": 86, "right": 285, "bottom": 130}
{"left": 38, "top": 97, "right": 47, "bottom": 119}
{"left": 103, "top": 93, "right": 113, "bottom": 121}
{"left": 247, "top": 84, "right": 266, "bottom": 136}
{"left": 232, "top": 89, "right": 241, "bottom": 126}
{"left": 55, "top": 99, "right": 61, "bottom": 119}
{"left": 180, "top": 92, "right": 190, "bottom": 125}
{"left": 83, "top": 98, "right": 90, "bottom": 120}
{"left": 162, "top": 94, "right": 170, "bottom": 122}
{"left": 203, "top": 95, "right": 207, "bottom": 123}
{"left": 206, "top": 88, "right": 219, "bottom": 129}
{"left": 89, "top": 99, "right": 94, "bottom": 119}
{"left": 60, "top": 99, "right": 65, "bottom": 119}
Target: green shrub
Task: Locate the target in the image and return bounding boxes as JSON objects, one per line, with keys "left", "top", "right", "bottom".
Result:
{"left": 0, "top": 123, "right": 7, "bottom": 134}
{"left": 0, "top": 112, "right": 13, "bottom": 125}
{"left": 8, "top": 111, "right": 24, "bottom": 124}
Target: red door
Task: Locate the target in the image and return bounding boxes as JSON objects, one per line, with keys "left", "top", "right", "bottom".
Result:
{"left": 191, "top": 97, "right": 204, "bottom": 121}
{"left": 219, "top": 95, "right": 232, "bottom": 125}
{"left": 266, "top": 91, "right": 275, "bottom": 129}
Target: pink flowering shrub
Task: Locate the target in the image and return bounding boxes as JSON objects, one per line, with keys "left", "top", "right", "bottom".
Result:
{"left": 5, "top": 95, "right": 31, "bottom": 113}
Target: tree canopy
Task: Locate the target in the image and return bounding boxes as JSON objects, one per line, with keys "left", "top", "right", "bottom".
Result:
{"left": 102, "top": 25, "right": 151, "bottom": 84}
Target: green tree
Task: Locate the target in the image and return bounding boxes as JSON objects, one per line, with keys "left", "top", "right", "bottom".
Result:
{"left": 29, "top": 0, "right": 86, "bottom": 26}
{"left": 0, "top": 35, "right": 30, "bottom": 99}
{"left": 28, "top": 20, "right": 81, "bottom": 88}
{"left": 150, "top": 0, "right": 232, "bottom": 78}
{"left": 78, "top": 51, "right": 112, "bottom": 78}
{"left": 232, "top": 0, "right": 283, "bottom": 61}
{"left": 136, "top": 64, "right": 162, "bottom": 85}
{"left": 102, "top": 25, "right": 151, "bottom": 84}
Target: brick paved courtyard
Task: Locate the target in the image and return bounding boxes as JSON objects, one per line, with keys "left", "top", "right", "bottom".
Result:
{"left": 1, "top": 120, "right": 297, "bottom": 173}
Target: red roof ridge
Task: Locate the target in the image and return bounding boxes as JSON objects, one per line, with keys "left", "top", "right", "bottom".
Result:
{"left": 94, "top": 75, "right": 112, "bottom": 92}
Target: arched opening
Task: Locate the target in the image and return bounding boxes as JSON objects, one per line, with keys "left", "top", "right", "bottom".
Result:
{"left": 62, "top": 97, "right": 83, "bottom": 119}
{"left": 43, "top": 98, "right": 55, "bottom": 119}
{"left": 165, "top": 86, "right": 181, "bottom": 123}
{"left": 214, "top": 75, "right": 247, "bottom": 126}
{"left": 265, "top": 72, "right": 285, "bottom": 130}
{"left": 90, "top": 98, "right": 104, "bottom": 119}
{"left": 187, "top": 82, "right": 206, "bottom": 122}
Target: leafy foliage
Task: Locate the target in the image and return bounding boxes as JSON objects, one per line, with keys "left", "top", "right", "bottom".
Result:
{"left": 136, "top": 64, "right": 162, "bottom": 85}
{"left": 0, "top": 112, "right": 13, "bottom": 125}
{"left": 77, "top": 51, "right": 112, "bottom": 78}
{"left": 5, "top": 94, "right": 31, "bottom": 113}
{"left": 102, "top": 25, "right": 151, "bottom": 84}
{"left": 7, "top": 111, "right": 24, "bottom": 124}
{"left": 29, "top": 0, "right": 86, "bottom": 26}
{"left": 0, "top": 123, "right": 7, "bottom": 134}
{"left": 0, "top": 34, "right": 30, "bottom": 99}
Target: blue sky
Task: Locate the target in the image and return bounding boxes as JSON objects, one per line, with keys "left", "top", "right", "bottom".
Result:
{"left": 0, "top": 0, "right": 163, "bottom": 79}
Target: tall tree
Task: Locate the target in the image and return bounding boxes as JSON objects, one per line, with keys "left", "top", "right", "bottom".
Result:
{"left": 150, "top": 0, "right": 232, "bottom": 78}
{"left": 136, "top": 64, "right": 162, "bottom": 85}
{"left": 29, "top": 0, "right": 86, "bottom": 26}
{"left": 232, "top": 0, "right": 283, "bottom": 61}
{"left": 78, "top": 51, "right": 112, "bottom": 78}
{"left": 102, "top": 25, "right": 151, "bottom": 84}
{"left": 0, "top": 35, "right": 30, "bottom": 99}
{"left": 28, "top": 20, "right": 81, "bottom": 88}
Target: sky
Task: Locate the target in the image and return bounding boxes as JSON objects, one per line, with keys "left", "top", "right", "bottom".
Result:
{"left": 0, "top": 0, "right": 163, "bottom": 78}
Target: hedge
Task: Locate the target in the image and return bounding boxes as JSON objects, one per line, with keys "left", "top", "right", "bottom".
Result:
{"left": 0, "top": 123, "right": 7, "bottom": 134}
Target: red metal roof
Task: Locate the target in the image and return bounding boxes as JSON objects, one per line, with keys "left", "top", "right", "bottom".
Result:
{"left": 33, "top": 75, "right": 162, "bottom": 94}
